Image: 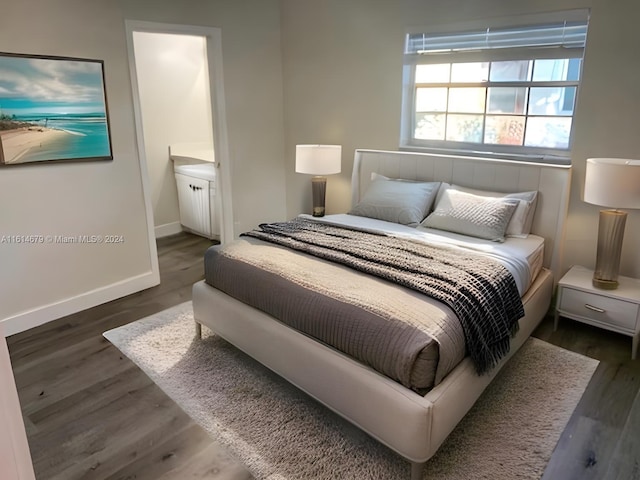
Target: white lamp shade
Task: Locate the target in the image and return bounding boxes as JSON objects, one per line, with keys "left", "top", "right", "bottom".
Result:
{"left": 583, "top": 158, "right": 640, "bottom": 209}
{"left": 295, "top": 145, "right": 342, "bottom": 175}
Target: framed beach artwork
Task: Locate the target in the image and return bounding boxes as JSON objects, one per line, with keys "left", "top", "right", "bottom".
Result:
{"left": 0, "top": 52, "right": 113, "bottom": 166}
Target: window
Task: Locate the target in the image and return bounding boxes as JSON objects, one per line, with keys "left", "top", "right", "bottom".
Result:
{"left": 401, "top": 12, "right": 589, "bottom": 163}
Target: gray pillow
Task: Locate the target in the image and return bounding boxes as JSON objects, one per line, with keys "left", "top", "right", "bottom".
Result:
{"left": 450, "top": 184, "right": 538, "bottom": 238}
{"left": 349, "top": 174, "right": 440, "bottom": 226}
{"left": 421, "top": 189, "right": 519, "bottom": 242}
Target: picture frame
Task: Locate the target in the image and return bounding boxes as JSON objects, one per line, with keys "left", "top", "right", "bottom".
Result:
{"left": 0, "top": 52, "right": 113, "bottom": 166}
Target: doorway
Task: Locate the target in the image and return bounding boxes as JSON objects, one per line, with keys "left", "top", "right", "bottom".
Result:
{"left": 125, "top": 21, "right": 234, "bottom": 267}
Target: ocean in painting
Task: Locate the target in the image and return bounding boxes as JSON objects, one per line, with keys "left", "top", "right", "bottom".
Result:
{"left": 15, "top": 113, "right": 111, "bottom": 162}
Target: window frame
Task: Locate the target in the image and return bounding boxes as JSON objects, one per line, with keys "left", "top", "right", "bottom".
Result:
{"left": 400, "top": 13, "right": 589, "bottom": 165}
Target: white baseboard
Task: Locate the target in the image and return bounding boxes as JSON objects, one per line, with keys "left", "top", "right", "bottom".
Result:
{"left": 1, "top": 271, "right": 160, "bottom": 337}
{"left": 155, "top": 222, "right": 183, "bottom": 238}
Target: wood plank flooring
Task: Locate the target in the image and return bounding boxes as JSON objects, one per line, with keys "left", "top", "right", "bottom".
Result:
{"left": 535, "top": 315, "right": 640, "bottom": 479}
{"left": 7, "top": 232, "right": 640, "bottom": 479}
{"left": 8, "top": 233, "right": 252, "bottom": 480}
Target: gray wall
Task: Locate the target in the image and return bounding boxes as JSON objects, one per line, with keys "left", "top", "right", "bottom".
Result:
{"left": 281, "top": 0, "right": 640, "bottom": 279}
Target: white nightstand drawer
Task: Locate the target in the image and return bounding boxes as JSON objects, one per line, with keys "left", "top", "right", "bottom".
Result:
{"left": 559, "top": 288, "right": 639, "bottom": 331}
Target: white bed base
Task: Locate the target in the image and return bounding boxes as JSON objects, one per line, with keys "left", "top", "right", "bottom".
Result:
{"left": 193, "top": 149, "right": 571, "bottom": 479}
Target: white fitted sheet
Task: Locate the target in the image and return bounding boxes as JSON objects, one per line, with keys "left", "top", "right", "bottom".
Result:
{"left": 299, "top": 213, "right": 544, "bottom": 296}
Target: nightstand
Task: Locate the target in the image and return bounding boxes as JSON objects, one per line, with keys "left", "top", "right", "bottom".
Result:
{"left": 555, "top": 265, "right": 640, "bottom": 359}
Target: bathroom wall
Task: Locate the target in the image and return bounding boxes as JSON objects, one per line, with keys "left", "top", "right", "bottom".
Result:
{"left": 133, "top": 31, "right": 214, "bottom": 236}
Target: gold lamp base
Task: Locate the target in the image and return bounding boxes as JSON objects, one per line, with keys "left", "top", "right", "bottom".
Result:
{"left": 592, "top": 209, "right": 627, "bottom": 290}
{"left": 592, "top": 277, "right": 619, "bottom": 290}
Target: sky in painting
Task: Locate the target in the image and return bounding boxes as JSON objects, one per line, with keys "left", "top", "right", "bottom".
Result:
{"left": 0, "top": 55, "right": 106, "bottom": 116}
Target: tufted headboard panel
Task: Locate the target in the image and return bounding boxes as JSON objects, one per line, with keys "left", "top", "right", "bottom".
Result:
{"left": 351, "top": 149, "right": 571, "bottom": 280}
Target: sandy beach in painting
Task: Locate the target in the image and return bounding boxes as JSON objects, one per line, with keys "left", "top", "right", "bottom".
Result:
{"left": 0, "top": 127, "right": 73, "bottom": 164}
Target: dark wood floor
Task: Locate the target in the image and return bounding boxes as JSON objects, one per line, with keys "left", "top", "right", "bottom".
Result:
{"left": 8, "top": 233, "right": 252, "bottom": 480}
{"left": 7, "top": 232, "right": 640, "bottom": 479}
{"left": 535, "top": 316, "right": 640, "bottom": 480}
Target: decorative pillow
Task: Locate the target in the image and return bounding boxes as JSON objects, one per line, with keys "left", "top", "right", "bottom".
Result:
{"left": 421, "top": 189, "right": 519, "bottom": 242}
{"left": 349, "top": 173, "right": 440, "bottom": 226}
{"left": 449, "top": 184, "right": 538, "bottom": 238}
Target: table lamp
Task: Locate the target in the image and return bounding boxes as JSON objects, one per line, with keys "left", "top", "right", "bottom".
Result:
{"left": 583, "top": 158, "right": 640, "bottom": 289}
{"left": 295, "top": 144, "right": 342, "bottom": 217}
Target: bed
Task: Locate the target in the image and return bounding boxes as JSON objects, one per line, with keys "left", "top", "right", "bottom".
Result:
{"left": 192, "top": 148, "right": 571, "bottom": 479}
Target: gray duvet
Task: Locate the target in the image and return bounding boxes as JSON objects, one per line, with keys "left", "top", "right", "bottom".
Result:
{"left": 205, "top": 237, "right": 470, "bottom": 391}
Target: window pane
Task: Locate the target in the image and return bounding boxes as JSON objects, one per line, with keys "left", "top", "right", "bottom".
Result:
{"left": 415, "top": 113, "right": 445, "bottom": 140}
{"left": 532, "top": 58, "right": 581, "bottom": 81}
{"left": 484, "top": 116, "right": 525, "bottom": 145}
{"left": 525, "top": 117, "right": 572, "bottom": 148}
{"left": 451, "top": 62, "right": 489, "bottom": 82}
{"left": 415, "top": 87, "right": 447, "bottom": 112}
{"left": 415, "top": 64, "right": 450, "bottom": 83}
{"left": 446, "top": 114, "right": 483, "bottom": 143}
{"left": 566, "top": 58, "right": 581, "bottom": 81}
{"left": 489, "top": 60, "right": 532, "bottom": 81}
{"left": 448, "top": 88, "right": 486, "bottom": 113}
{"left": 404, "top": 20, "right": 587, "bottom": 158}
{"left": 487, "top": 87, "right": 527, "bottom": 114}
{"left": 528, "top": 87, "right": 576, "bottom": 115}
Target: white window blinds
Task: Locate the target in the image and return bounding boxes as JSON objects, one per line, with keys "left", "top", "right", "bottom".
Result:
{"left": 406, "top": 22, "right": 588, "bottom": 55}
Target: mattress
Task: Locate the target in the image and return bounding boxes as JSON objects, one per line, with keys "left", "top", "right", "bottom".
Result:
{"left": 204, "top": 215, "right": 541, "bottom": 391}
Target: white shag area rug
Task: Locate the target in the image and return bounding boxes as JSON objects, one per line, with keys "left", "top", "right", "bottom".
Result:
{"left": 104, "top": 301, "right": 598, "bottom": 480}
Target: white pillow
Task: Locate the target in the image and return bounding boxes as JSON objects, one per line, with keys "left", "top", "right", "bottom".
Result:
{"left": 440, "top": 184, "right": 538, "bottom": 238}
{"left": 422, "top": 188, "right": 519, "bottom": 242}
{"left": 349, "top": 173, "right": 440, "bottom": 226}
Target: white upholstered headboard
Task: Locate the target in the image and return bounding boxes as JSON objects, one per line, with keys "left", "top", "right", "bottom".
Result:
{"left": 351, "top": 149, "right": 571, "bottom": 280}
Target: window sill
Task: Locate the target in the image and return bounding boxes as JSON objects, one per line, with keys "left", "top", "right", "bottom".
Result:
{"left": 398, "top": 144, "right": 572, "bottom": 167}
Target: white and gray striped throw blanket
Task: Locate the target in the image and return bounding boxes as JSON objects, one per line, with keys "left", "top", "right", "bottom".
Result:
{"left": 242, "top": 218, "right": 524, "bottom": 374}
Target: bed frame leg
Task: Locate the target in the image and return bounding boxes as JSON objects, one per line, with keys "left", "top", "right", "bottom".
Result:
{"left": 195, "top": 321, "right": 202, "bottom": 339}
{"left": 410, "top": 461, "right": 425, "bottom": 480}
